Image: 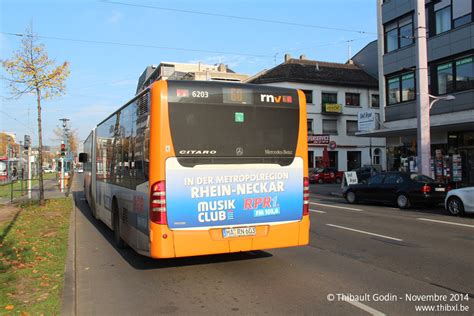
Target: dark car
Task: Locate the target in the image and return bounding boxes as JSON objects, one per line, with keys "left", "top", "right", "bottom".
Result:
{"left": 343, "top": 172, "right": 448, "bottom": 209}
{"left": 309, "top": 167, "right": 343, "bottom": 184}
{"left": 353, "top": 166, "right": 379, "bottom": 183}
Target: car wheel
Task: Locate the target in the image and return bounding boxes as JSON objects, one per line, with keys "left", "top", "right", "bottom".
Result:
{"left": 346, "top": 191, "right": 357, "bottom": 204}
{"left": 335, "top": 177, "right": 341, "bottom": 184}
{"left": 446, "top": 197, "right": 464, "bottom": 216}
{"left": 318, "top": 179, "right": 324, "bottom": 184}
{"left": 396, "top": 193, "right": 411, "bottom": 209}
{"left": 112, "top": 199, "right": 126, "bottom": 249}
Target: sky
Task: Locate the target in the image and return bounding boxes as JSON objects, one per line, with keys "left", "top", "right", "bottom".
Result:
{"left": 0, "top": 0, "right": 378, "bottom": 147}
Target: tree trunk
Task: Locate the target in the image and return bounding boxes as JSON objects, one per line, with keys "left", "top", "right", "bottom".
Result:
{"left": 36, "top": 88, "right": 45, "bottom": 205}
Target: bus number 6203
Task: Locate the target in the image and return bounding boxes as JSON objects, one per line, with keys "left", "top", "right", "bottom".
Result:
{"left": 192, "top": 90, "right": 209, "bottom": 98}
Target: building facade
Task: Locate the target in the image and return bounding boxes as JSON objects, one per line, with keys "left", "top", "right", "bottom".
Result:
{"left": 365, "top": 0, "right": 473, "bottom": 185}
{"left": 136, "top": 62, "right": 249, "bottom": 93}
{"left": 248, "top": 55, "right": 386, "bottom": 172}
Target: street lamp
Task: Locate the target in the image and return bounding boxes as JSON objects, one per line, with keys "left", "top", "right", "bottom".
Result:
{"left": 429, "top": 94, "right": 455, "bottom": 110}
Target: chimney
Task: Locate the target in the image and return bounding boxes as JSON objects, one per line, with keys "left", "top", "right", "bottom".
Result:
{"left": 284, "top": 53, "right": 292, "bottom": 62}
{"left": 299, "top": 54, "right": 306, "bottom": 60}
{"left": 218, "top": 63, "right": 227, "bottom": 72}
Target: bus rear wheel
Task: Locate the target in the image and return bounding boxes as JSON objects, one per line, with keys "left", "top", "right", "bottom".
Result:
{"left": 112, "top": 199, "right": 125, "bottom": 249}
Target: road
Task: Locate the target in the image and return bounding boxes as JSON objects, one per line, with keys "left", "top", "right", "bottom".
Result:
{"left": 71, "top": 179, "right": 474, "bottom": 315}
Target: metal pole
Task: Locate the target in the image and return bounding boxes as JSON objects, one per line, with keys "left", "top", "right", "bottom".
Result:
{"left": 415, "top": 0, "right": 430, "bottom": 176}
{"left": 60, "top": 157, "right": 64, "bottom": 192}
{"left": 28, "top": 146, "right": 31, "bottom": 199}
{"left": 19, "top": 141, "right": 23, "bottom": 195}
{"left": 376, "top": 0, "right": 386, "bottom": 123}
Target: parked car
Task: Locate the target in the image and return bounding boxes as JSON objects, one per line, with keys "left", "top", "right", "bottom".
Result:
{"left": 309, "top": 167, "right": 343, "bottom": 184}
{"left": 445, "top": 186, "right": 474, "bottom": 216}
{"left": 343, "top": 172, "right": 449, "bottom": 209}
{"left": 352, "top": 166, "right": 379, "bottom": 183}
{"left": 42, "top": 167, "right": 54, "bottom": 173}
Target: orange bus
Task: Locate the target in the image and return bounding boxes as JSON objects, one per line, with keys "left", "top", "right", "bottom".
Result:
{"left": 79, "top": 80, "right": 309, "bottom": 258}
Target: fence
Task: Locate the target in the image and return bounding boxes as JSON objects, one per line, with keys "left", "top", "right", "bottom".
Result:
{"left": 0, "top": 172, "right": 74, "bottom": 203}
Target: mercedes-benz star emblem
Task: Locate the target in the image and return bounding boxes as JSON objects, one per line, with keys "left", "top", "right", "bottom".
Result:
{"left": 236, "top": 147, "right": 244, "bottom": 156}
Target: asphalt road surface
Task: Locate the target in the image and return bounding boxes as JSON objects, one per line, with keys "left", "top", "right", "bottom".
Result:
{"left": 71, "top": 181, "right": 474, "bottom": 315}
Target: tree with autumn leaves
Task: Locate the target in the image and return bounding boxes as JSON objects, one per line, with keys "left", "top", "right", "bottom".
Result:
{"left": 1, "top": 26, "right": 70, "bottom": 204}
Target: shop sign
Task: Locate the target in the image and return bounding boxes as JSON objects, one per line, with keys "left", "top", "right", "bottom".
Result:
{"left": 343, "top": 171, "right": 358, "bottom": 187}
{"left": 329, "top": 141, "right": 337, "bottom": 150}
{"left": 358, "top": 110, "right": 376, "bottom": 132}
{"left": 308, "top": 134, "right": 330, "bottom": 145}
{"left": 324, "top": 103, "right": 342, "bottom": 113}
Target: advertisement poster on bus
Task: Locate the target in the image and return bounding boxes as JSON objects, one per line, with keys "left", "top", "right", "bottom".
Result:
{"left": 165, "top": 158, "right": 303, "bottom": 229}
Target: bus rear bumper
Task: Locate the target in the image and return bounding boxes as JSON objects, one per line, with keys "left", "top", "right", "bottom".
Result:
{"left": 149, "top": 215, "right": 310, "bottom": 258}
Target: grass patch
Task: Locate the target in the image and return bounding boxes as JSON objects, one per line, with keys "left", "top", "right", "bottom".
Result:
{"left": 0, "top": 197, "right": 72, "bottom": 314}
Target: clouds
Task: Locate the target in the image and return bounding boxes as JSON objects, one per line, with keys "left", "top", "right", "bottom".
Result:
{"left": 106, "top": 10, "right": 123, "bottom": 25}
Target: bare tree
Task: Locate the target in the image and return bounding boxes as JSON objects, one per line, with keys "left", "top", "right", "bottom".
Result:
{"left": 1, "top": 26, "right": 70, "bottom": 204}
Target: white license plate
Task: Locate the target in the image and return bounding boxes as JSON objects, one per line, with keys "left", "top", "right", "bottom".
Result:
{"left": 435, "top": 187, "right": 445, "bottom": 192}
{"left": 222, "top": 226, "right": 256, "bottom": 238}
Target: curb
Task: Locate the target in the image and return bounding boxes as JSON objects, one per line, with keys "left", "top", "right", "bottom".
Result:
{"left": 61, "top": 194, "right": 76, "bottom": 316}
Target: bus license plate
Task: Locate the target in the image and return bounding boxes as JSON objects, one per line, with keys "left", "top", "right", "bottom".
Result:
{"left": 222, "top": 227, "right": 256, "bottom": 238}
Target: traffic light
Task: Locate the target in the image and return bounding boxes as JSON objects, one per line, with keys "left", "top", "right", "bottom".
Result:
{"left": 24, "top": 135, "right": 31, "bottom": 149}
{"left": 61, "top": 143, "right": 66, "bottom": 156}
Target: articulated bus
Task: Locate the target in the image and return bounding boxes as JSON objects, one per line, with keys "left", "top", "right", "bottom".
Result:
{"left": 80, "top": 80, "right": 310, "bottom": 258}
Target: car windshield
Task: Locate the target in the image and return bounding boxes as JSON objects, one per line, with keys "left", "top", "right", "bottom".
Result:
{"left": 410, "top": 174, "right": 435, "bottom": 183}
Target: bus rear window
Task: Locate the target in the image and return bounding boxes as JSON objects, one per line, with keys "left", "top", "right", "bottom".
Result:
{"left": 167, "top": 81, "right": 300, "bottom": 165}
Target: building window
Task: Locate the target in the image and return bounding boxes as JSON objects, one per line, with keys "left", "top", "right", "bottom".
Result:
{"left": 307, "top": 119, "right": 313, "bottom": 134}
{"left": 373, "top": 148, "right": 381, "bottom": 165}
{"left": 347, "top": 151, "right": 362, "bottom": 171}
{"left": 384, "top": 14, "right": 414, "bottom": 53}
{"left": 453, "top": 0, "right": 472, "bottom": 27}
{"left": 435, "top": 2, "right": 452, "bottom": 34}
{"left": 345, "top": 93, "right": 360, "bottom": 106}
{"left": 322, "top": 92, "right": 337, "bottom": 105}
{"left": 302, "top": 90, "right": 313, "bottom": 104}
{"left": 371, "top": 94, "right": 380, "bottom": 108}
{"left": 401, "top": 73, "right": 415, "bottom": 101}
{"left": 346, "top": 120, "right": 358, "bottom": 136}
{"left": 434, "top": 0, "right": 472, "bottom": 35}
{"left": 436, "top": 55, "right": 473, "bottom": 94}
{"left": 386, "top": 72, "right": 416, "bottom": 105}
{"left": 322, "top": 119, "right": 338, "bottom": 135}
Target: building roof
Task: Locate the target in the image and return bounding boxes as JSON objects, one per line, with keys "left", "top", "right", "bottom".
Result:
{"left": 249, "top": 58, "right": 379, "bottom": 88}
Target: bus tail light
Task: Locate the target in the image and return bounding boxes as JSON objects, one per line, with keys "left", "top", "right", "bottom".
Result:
{"left": 150, "top": 180, "right": 167, "bottom": 225}
{"left": 303, "top": 177, "right": 309, "bottom": 216}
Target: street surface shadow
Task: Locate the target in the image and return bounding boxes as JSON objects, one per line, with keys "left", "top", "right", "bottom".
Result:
{"left": 72, "top": 191, "right": 273, "bottom": 270}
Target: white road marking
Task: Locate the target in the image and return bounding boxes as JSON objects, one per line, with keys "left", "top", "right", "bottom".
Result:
{"left": 310, "top": 209, "right": 326, "bottom": 214}
{"left": 343, "top": 297, "right": 386, "bottom": 316}
{"left": 326, "top": 224, "right": 403, "bottom": 242}
{"left": 310, "top": 202, "right": 363, "bottom": 212}
{"left": 417, "top": 218, "right": 474, "bottom": 228}
{"left": 344, "top": 300, "right": 385, "bottom": 316}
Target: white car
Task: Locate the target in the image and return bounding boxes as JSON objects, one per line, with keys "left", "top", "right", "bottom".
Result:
{"left": 445, "top": 187, "right": 474, "bottom": 216}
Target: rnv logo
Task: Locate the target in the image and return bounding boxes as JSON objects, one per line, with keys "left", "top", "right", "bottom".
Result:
{"left": 260, "top": 94, "right": 293, "bottom": 103}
